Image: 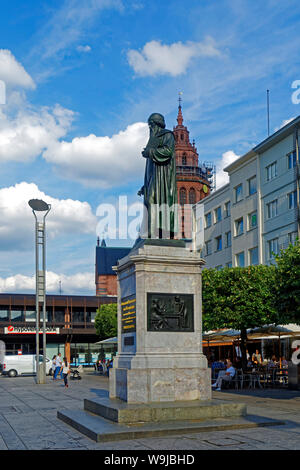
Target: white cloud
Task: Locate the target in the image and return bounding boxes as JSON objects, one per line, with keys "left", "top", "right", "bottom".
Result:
{"left": 76, "top": 45, "right": 91, "bottom": 53}
{"left": 0, "top": 271, "right": 94, "bottom": 294}
{"left": 127, "top": 37, "right": 221, "bottom": 77}
{"left": 43, "top": 122, "right": 148, "bottom": 187}
{"left": 274, "top": 117, "right": 296, "bottom": 132}
{"left": 0, "top": 103, "right": 74, "bottom": 163}
{"left": 0, "top": 182, "right": 97, "bottom": 251}
{"left": 0, "top": 49, "right": 35, "bottom": 89}
{"left": 215, "top": 150, "right": 240, "bottom": 189}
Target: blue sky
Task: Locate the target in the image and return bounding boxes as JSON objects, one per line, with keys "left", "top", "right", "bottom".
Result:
{"left": 0, "top": 0, "right": 300, "bottom": 294}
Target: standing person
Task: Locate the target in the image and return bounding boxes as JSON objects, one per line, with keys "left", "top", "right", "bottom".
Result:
{"left": 60, "top": 357, "right": 70, "bottom": 388}
{"left": 54, "top": 352, "right": 63, "bottom": 380}
{"left": 255, "top": 349, "right": 262, "bottom": 364}
{"left": 51, "top": 355, "right": 57, "bottom": 380}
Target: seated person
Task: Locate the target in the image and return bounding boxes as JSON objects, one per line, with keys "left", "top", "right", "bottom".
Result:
{"left": 281, "top": 356, "right": 288, "bottom": 368}
{"left": 268, "top": 355, "right": 278, "bottom": 368}
{"left": 212, "top": 361, "right": 236, "bottom": 391}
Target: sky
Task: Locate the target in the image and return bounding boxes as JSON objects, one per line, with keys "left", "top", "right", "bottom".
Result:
{"left": 0, "top": 0, "right": 300, "bottom": 295}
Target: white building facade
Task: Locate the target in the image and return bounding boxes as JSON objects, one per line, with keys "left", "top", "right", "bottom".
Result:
{"left": 196, "top": 116, "right": 300, "bottom": 269}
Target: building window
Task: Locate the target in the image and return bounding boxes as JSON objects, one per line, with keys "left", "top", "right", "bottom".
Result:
{"left": 266, "top": 161, "right": 277, "bottom": 181}
{"left": 288, "top": 232, "right": 297, "bottom": 245}
{"left": 268, "top": 238, "right": 279, "bottom": 259}
{"left": 236, "top": 252, "right": 245, "bottom": 267}
{"left": 205, "top": 212, "right": 212, "bottom": 228}
{"left": 249, "top": 247, "right": 259, "bottom": 266}
{"left": 10, "top": 309, "right": 24, "bottom": 322}
{"left": 25, "top": 310, "right": 36, "bottom": 322}
{"left": 226, "top": 231, "right": 232, "bottom": 247}
{"left": 189, "top": 188, "right": 196, "bottom": 204}
{"left": 235, "top": 217, "right": 244, "bottom": 236}
{"left": 206, "top": 240, "right": 212, "bottom": 256}
{"left": 248, "top": 176, "right": 257, "bottom": 195}
{"left": 182, "top": 154, "right": 187, "bottom": 166}
{"left": 179, "top": 187, "right": 187, "bottom": 205}
{"left": 214, "top": 206, "right": 222, "bottom": 223}
{"left": 288, "top": 190, "right": 297, "bottom": 209}
{"left": 248, "top": 211, "right": 257, "bottom": 230}
{"left": 225, "top": 201, "right": 231, "bottom": 217}
{"left": 0, "top": 308, "right": 9, "bottom": 321}
{"left": 267, "top": 199, "right": 278, "bottom": 219}
{"left": 216, "top": 265, "right": 223, "bottom": 271}
{"left": 216, "top": 235, "right": 222, "bottom": 251}
{"left": 287, "top": 151, "right": 296, "bottom": 169}
{"left": 226, "top": 262, "right": 232, "bottom": 268}
{"left": 235, "top": 184, "right": 243, "bottom": 203}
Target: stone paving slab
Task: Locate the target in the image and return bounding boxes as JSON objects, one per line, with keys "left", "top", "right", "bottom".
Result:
{"left": 0, "top": 373, "right": 299, "bottom": 450}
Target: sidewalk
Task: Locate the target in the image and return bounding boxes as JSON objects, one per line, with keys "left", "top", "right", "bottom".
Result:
{"left": 0, "top": 372, "right": 299, "bottom": 450}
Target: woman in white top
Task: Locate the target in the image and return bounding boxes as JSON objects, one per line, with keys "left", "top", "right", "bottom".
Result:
{"left": 51, "top": 355, "right": 56, "bottom": 380}
{"left": 60, "top": 357, "right": 70, "bottom": 388}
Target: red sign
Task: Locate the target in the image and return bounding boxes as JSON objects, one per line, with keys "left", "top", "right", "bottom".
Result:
{"left": 4, "top": 326, "right": 60, "bottom": 334}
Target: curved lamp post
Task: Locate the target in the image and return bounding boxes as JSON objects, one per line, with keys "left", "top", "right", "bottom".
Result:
{"left": 28, "top": 199, "right": 51, "bottom": 384}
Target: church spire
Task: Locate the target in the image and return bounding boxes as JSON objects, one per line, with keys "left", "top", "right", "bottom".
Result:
{"left": 177, "top": 91, "right": 183, "bottom": 126}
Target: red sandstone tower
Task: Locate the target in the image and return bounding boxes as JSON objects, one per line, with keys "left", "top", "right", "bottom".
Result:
{"left": 173, "top": 99, "right": 212, "bottom": 239}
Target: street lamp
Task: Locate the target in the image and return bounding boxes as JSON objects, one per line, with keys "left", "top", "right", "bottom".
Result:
{"left": 28, "top": 199, "right": 51, "bottom": 384}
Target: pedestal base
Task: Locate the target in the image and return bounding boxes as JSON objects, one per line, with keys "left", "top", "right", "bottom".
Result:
{"left": 109, "top": 366, "right": 211, "bottom": 404}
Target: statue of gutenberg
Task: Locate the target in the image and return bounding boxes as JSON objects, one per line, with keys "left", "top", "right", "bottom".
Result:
{"left": 138, "top": 113, "right": 178, "bottom": 239}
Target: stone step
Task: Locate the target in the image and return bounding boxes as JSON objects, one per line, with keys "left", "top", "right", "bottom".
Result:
{"left": 57, "top": 408, "right": 285, "bottom": 443}
{"left": 83, "top": 396, "right": 247, "bottom": 424}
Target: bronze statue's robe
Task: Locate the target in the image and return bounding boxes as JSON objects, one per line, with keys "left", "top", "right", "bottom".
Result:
{"left": 142, "top": 128, "right": 178, "bottom": 238}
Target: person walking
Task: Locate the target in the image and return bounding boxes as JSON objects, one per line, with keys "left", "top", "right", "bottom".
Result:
{"left": 51, "top": 355, "right": 57, "bottom": 380}
{"left": 54, "top": 352, "right": 63, "bottom": 380}
{"left": 60, "top": 357, "right": 70, "bottom": 388}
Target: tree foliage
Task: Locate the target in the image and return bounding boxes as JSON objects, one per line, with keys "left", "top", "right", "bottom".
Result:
{"left": 95, "top": 303, "right": 117, "bottom": 340}
{"left": 202, "top": 265, "right": 278, "bottom": 368}
{"left": 202, "top": 265, "right": 278, "bottom": 332}
{"left": 274, "top": 239, "right": 300, "bottom": 325}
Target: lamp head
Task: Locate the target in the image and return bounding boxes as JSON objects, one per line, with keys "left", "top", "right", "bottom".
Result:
{"left": 28, "top": 199, "right": 50, "bottom": 212}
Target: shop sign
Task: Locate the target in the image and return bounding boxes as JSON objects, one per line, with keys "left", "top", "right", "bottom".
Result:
{"left": 4, "top": 326, "right": 60, "bottom": 335}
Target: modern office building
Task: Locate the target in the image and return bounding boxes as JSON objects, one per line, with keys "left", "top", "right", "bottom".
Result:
{"left": 197, "top": 116, "right": 300, "bottom": 269}
{"left": 0, "top": 293, "right": 116, "bottom": 364}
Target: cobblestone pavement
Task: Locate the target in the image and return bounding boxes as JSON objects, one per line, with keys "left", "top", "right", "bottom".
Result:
{"left": 0, "top": 371, "right": 299, "bottom": 450}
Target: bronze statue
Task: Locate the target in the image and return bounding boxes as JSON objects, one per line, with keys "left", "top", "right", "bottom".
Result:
{"left": 138, "top": 113, "right": 178, "bottom": 239}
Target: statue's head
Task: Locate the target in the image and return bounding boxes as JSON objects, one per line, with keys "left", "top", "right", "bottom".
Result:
{"left": 148, "top": 113, "right": 166, "bottom": 129}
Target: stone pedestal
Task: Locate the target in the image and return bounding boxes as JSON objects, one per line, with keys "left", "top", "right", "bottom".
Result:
{"left": 109, "top": 240, "right": 211, "bottom": 404}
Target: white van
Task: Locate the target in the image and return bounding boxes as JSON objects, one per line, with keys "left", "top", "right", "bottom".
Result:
{"left": 0, "top": 355, "right": 52, "bottom": 377}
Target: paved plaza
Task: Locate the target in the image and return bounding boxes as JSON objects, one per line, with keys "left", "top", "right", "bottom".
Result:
{"left": 0, "top": 370, "right": 299, "bottom": 450}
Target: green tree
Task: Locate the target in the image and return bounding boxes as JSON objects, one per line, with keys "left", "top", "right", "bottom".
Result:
{"left": 202, "top": 265, "right": 278, "bottom": 369}
{"left": 95, "top": 303, "right": 117, "bottom": 340}
{"left": 274, "top": 239, "right": 300, "bottom": 325}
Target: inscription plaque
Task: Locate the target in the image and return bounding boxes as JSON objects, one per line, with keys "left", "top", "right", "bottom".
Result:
{"left": 147, "top": 293, "right": 194, "bottom": 332}
{"left": 121, "top": 295, "right": 136, "bottom": 333}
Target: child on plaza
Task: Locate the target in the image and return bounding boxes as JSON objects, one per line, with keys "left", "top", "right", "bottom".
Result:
{"left": 60, "top": 357, "right": 70, "bottom": 388}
